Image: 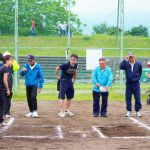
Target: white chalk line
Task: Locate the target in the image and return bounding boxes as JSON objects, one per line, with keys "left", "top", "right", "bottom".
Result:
{"left": 55, "top": 125, "right": 64, "bottom": 139}
{"left": 0, "top": 117, "right": 15, "bottom": 134}
{"left": 91, "top": 126, "right": 106, "bottom": 139}
{"left": 112, "top": 136, "right": 150, "bottom": 139}
{"left": 129, "top": 117, "right": 150, "bottom": 131}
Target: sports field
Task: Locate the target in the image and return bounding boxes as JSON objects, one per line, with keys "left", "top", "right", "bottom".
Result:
{"left": 0, "top": 101, "right": 150, "bottom": 150}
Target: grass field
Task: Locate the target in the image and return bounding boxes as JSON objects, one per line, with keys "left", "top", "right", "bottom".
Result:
{"left": 0, "top": 35, "right": 150, "bottom": 57}
{"left": 13, "top": 82, "right": 149, "bottom": 101}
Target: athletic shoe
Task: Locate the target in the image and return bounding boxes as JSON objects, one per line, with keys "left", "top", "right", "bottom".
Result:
{"left": 0, "top": 122, "right": 7, "bottom": 127}
{"left": 32, "top": 111, "right": 39, "bottom": 118}
{"left": 65, "top": 110, "right": 74, "bottom": 116}
{"left": 136, "top": 111, "right": 142, "bottom": 117}
{"left": 58, "top": 111, "right": 66, "bottom": 118}
{"left": 125, "top": 111, "right": 132, "bottom": 117}
{"left": 25, "top": 112, "right": 33, "bottom": 117}
{"left": 93, "top": 114, "right": 99, "bottom": 117}
{"left": 5, "top": 114, "right": 11, "bottom": 118}
{"left": 101, "top": 114, "right": 107, "bottom": 117}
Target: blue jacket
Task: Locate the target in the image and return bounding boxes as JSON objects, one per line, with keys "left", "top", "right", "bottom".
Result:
{"left": 20, "top": 63, "right": 44, "bottom": 88}
{"left": 119, "top": 60, "right": 142, "bottom": 83}
{"left": 92, "top": 66, "right": 113, "bottom": 92}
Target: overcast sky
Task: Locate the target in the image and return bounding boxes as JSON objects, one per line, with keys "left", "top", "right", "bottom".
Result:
{"left": 72, "top": 0, "right": 150, "bottom": 34}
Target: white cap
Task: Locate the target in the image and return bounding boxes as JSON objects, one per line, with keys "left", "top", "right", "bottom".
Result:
{"left": 3, "top": 51, "right": 11, "bottom": 56}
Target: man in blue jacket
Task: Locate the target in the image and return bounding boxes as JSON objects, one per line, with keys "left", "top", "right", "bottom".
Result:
{"left": 92, "top": 57, "right": 113, "bottom": 117}
{"left": 20, "top": 55, "right": 44, "bottom": 118}
{"left": 119, "top": 53, "right": 142, "bottom": 117}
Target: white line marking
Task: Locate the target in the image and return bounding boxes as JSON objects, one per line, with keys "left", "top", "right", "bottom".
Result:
{"left": 56, "top": 125, "right": 64, "bottom": 139}
{"left": 92, "top": 126, "right": 106, "bottom": 139}
{"left": 129, "top": 117, "right": 150, "bottom": 131}
{"left": 112, "top": 136, "right": 150, "bottom": 139}
{"left": 3, "top": 135, "right": 49, "bottom": 139}
{"left": 0, "top": 117, "right": 15, "bottom": 133}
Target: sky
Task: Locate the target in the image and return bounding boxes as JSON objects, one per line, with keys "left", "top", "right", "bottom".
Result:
{"left": 72, "top": 0, "right": 150, "bottom": 34}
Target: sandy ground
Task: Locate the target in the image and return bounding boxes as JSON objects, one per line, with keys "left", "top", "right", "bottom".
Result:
{"left": 0, "top": 100, "right": 150, "bottom": 150}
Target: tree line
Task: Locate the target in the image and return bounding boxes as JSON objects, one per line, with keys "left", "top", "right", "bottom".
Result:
{"left": 93, "top": 23, "right": 149, "bottom": 37}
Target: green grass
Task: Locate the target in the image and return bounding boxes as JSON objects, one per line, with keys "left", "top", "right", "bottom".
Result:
{"left": 0, "top": 35, "right": 150, "bottom": 57}
{"left": 13, "top": 82, "right": 149, "bottom": 101}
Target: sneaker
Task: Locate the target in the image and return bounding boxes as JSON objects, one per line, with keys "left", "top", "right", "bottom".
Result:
{"left": 58, "top": 111, "right": 66, "bottom": 118}
{"left": 65, "top": 110, "right": 74, "bottom": 116}
{"left": 25, "top": 112, "right": 33, "bottom": 117}
{"left": 101, "top": 114, "right": 107, "bottom": 117}
{"left": 32, "top": 111, "right": 39, "bottom": 118}
{"left": 5, "top": 114, "right": 11, "bottom": 118}
{"left": 0, "top": 122, "right": 7, "bottom": 127}
{"left": 136, "top": 111, "right": 142, "bottom": 117}
{"left": 125, "top": 111, "right": 132, "bottom": 117}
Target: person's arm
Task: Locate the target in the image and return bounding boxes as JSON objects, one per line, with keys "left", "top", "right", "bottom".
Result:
{"left": 92, "top": 68, "right": 100, "bottom": 87}
{"left": 119, "top": 58, "right": 127, "bottom": 70}
{"left": 20, "top": 64, "right": 27, "bottom": 76}
{"left": 38, "top": 66, "right": 44, "bottom": 93}
{"left": 73, "top": 70, "right": 77, "bottom": 84}
{"left": 139, "top": 63, "right": 142, "bottom": 77}
{"left": 3, "top": 73, "right": 10, "bottom": 96}
{"left": 106, "top": 69, "right": 113, "bottom": 89}
{"left": 55, "top": 66, "right": 60, "bottom": 80}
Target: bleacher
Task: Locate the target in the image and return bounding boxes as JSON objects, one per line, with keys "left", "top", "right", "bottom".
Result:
{"left": 19, "top": 57, "right": 150, "bottom": 83}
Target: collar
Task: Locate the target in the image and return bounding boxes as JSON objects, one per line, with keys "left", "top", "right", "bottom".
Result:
{"left": 129, "top": 61, "right": 135, "bottom": 65}
{"left": 99, "top": 66, "right": 107, "bottom": 71}
{"left": 29, "top": 62, "right": 37, "bottom": 70}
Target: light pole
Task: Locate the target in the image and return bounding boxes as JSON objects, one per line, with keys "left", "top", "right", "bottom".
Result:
{"left": 66, "top": 0, "right": 71, "bottom": 60}
{"left": 14, "top": 0, "right": 19, "bottom": 93}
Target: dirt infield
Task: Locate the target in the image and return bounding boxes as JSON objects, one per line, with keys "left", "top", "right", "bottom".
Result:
{"left": 0, "top": 101, "right": 150, "bottom": 150}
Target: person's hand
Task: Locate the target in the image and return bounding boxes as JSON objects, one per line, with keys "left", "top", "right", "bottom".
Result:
{"left": 22, "top": 68, "right": 27, "bottom": 72}
{"left": 56, "top": 75, "right": 60, "bottom": 80}
{"left": 125, "top": 56, "right": 129, "bottom": 61}
{"left": 38, "top": 88, "right": 42, "bottom": 93}
{"left": 106, "top": 86, "right": 109, "bottom": 90}
{"left": 96, "top": 83, "right": 100, "bottom": 87}
{"left": 7, "top": 90, "right": 10, "bottom": 96}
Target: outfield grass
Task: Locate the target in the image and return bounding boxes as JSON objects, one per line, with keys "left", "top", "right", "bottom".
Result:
{"left": 13, "top": 82, "right": 149, "bottom": 101}
{"left": 0, "top": 35, "right": 150, "bottom": 57}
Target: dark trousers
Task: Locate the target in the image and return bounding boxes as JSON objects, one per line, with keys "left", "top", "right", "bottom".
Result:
{"left": 0, "top": 89, "right": 5, "bottom": 123}
{"left": 4, "top": 92, "right": 13, "bottom": 115}
{"left": 93, "top": 91, "right": 108, "bottom": 116}
{"left": 26, "top": 86, "right": 37, "bottom": 112}
{"left": 126, "top": 82, "right": 142, "bottom": 112}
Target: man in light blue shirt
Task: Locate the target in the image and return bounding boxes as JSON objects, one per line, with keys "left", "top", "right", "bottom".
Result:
{"left": 92, "top": 57, "right": 113, "bottom": 117}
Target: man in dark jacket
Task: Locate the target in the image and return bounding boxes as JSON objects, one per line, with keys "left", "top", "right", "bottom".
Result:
{"left": 119, "top": 53, "right": 142, "bottom": 117}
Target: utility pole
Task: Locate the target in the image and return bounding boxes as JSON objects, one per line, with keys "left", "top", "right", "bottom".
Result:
{"left": 66, "top": 0, "right": 71, "bottom": 60}
{"left": 118, "top": 0, "right": 124, "bottom": 94}
{"left": 14, "top": 0, "right": 19, "bottom": 93}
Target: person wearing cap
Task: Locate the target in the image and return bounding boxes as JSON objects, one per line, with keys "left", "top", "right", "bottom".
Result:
{"left": 92, "top": 57, "right": 113, "bottom": 117}
{"left": 20, "top": 55, "right": 44, "bottom": 118}
{"left": 119, "top": 53, "right": 142, "bottom": 117}
{"left": 2, "top": 51, "right": 19, "bottom": 118}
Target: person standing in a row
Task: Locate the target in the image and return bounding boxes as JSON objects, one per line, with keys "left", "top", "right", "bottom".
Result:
{"left": 20, "top": 55, "right": 44, "bottom": 118}
{"left": 0, "top": 55, "right": 13, "bottom": 126}
{"left": 119, "top": 53, "right": 142, "bottom": 117}
{"left": 92, "top": 57, "right": 113, "bottom": 117}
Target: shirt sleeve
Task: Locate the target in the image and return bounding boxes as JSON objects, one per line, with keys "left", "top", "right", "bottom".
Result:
{"left": 59, "top": 63, "right": 67, "bottom": 70}
{"left": 92, "top": 68, "right": 99, "bottom": 85}
{"left": 106, "top": 69, "right": 113, "bottom": 86}
{"left": 3, "top": 66, "right": 9, "bottom": 74}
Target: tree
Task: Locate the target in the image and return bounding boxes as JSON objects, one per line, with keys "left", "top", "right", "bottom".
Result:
{"left": 0, "top": 0, "right": 82, "bottom": 36}
{"left": 129, "top": 25, "right": 149, "bottom": 37}
{"left": 107, "top": 26, "right": 118, "bottom": 35}
{"left": 93, "top": 23, "right": 107, "bottom": 34}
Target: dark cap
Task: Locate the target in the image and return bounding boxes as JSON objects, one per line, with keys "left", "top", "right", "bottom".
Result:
{"left": 128, "top": 52, "right": 134, "bottom": 57}
{"left": 99, "top": 57, "right": 106, "bottom": 61}
{"left": 27, "top": 55, "right": 35, "bottom": 60}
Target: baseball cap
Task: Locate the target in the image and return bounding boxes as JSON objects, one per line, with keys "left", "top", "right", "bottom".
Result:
{"left": 3, "top": 51, "right": 11, "bottom": 56}
{"left": 128, "top": 52, "right": 134, "bottom": 57}
{"left": 27, "top": 55, "right": 35, "bottom": 60}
